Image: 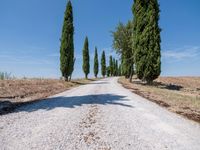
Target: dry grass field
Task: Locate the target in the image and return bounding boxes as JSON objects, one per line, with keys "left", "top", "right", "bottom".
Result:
{"left": 119, "top": 77, "right": 200, "bottom": 123}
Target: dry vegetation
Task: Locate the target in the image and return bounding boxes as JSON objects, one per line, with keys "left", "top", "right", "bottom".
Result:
{"left": 0, "top": 78, "right": 99, "bottom": 114}
{"left": 119, "top": 77, "right": 200, "bottom": 123}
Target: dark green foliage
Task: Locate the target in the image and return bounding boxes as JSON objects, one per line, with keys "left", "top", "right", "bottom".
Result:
{"left": 69, "top": 58, "right": 76, "bottom": 81}
{"left": 101, "top": 51, "right": 106, "bottom": 77}
{"left": 115, "top": 60, "right": 118, "bottom": 76}
{"left": 60, "top": 0, "right": 74, "bottom": 81}
{"left": 118, "top": 64, "right": 122, "bottom": 76}
{"left": 133, "top": 0, "right": 149, "bottom": 80}
{"left": 82, "top": 37, "right": 90, "bottom": 79}
{"left": 93, "top": 47, "right": 99, "bottom": 78}
{"left": 109, "top": 56, "right": 113, "bottom": 76}
{"left": 106, "top": 67, "right": 110, "bottom": 77}
{"left": 133, "top": 0, "right": 161, "bottom": 83}
{"left": 144, "top": 0, "right": 161, "bottom": 83}
{"left": 112, "top": 21, "right": 134, "bottom": 80}
{"left": 112, "top": 58, "right": 116, "bottom": 76}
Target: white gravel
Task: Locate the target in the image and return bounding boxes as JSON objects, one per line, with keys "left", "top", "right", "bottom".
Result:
{"left": 0, "top": 77, "right": 200, "bottom": 150}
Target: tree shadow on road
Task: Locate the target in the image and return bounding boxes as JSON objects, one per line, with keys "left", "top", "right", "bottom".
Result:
{"left": 1, "top": 94, "right": 133, "bottom": 115}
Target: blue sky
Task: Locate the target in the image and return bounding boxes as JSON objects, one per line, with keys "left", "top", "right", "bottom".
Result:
{"left": 0, "top": 0, "right": 200, "bottom": 78}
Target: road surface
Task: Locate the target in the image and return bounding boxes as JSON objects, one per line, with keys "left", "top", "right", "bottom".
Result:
{"left": 0, "top": 77, "right": 200, "bottom": 150}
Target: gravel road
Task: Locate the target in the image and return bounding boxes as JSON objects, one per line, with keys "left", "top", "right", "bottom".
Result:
{"left": 0, "top": 77, "right": 200, "bottom": 150}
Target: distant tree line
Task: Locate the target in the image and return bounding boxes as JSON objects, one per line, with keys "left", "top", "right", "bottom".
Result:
{"left": 81, "top": 36, "right": 121, "bottom": 79}
{"left": 0, "top": 72, "right": 13, "bottom": 80}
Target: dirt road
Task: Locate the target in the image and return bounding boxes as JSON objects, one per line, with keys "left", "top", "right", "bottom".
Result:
{"left": 0, "top": 77, "right": 200, "bottom": 150}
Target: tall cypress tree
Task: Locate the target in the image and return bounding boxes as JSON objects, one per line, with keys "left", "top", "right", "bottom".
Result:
{"left": 133, "top": 0, "right": 148, "bottom": 81}
{"left": 143, "top": 0, "right": 161, "bottom": 83}
{"left": 82, "top": 37, "right": 90, "bottom": 79}
{"left": 101, "top": 51, "right": 106, "bottom": 77}
{"left": 133, "top": 0, "right": 161, "bottom": 83}
{"left": 109, "top": 56, "right": 113, "bottom": 76}
{"left": 60, "top": 0, "right": 74, "bottom": 81}
{"left": 93, "top": 47, "right": 99, "bottom": 78}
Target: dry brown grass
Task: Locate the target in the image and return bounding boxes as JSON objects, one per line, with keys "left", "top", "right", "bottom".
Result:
{"left": 119, "top": 77, "right": 200, "bottom": 123}
{"left": 0, "top": 78, "right": 100, "bottom": 114}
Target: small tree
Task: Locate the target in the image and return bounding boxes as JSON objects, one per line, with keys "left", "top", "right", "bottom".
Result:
{"left": 115, "top": 60, "right": 118, "bottom": 76}
{"left": 82, "top": 37, "right": 90, "bottom": 79}
{"left": 93, "top": 47, "right": 99, "bottom": 78}
{"left": 112, "top": 58, "right": 116, "bottom": 76}
{"left": 109, "top": 56, "right": 113, "bottom": 76}
{"left": 60, "top": 0, "right": 74, "bottom": 81}
{"left": 106, "top": 67, "right": 110, "bottom": 77}
{"left": 101, "top": 51, "right": 106, "bottom": 77}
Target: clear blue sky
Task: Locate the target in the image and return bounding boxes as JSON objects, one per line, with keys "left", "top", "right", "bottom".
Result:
{"left": 0, "top": 0, "right": 200, "bottom": 78}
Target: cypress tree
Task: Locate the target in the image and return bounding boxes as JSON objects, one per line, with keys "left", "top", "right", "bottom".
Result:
{"left": 133, "top": 0, "right": 161, "bottom": 83}
{"left": 60, "top": 0, "right": 74, "bottom": 81}
{"left": 82, "top": 37, "right": 90, "bottom": 79}
{"left": 118, "top": 64, "right": 122, "bottom": 76}
{"left": 112, "top": 58, "right": 116, "bottom": 76}
{"left": 93, "top": 47, "right": 99, "bottom": 78}
{"left": 133, "top": 0, "right": 148, "bottom": 81}
{"left": 69, "top": 58, "right": 76, "bottom": 81}
{"left": 106, "top": 67, "right": 110, "bottom": 77}
{"left": 101, "top": 51, "right": 106, "bottom": 77}
{"left": 115, "top": 60, "right": 118, "bottom": 76}
{"left": 143, "top": 0, "right": 161, "bottom": 83}
{"left": 109, "top": 56, "right": 113, "bottom": 76}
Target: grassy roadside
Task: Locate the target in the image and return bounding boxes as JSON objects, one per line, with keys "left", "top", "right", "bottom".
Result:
{"left": 0, "top": 78, "right": 101, "bottom": 115}
{"left": 118, "top": 77, "right": 200, "bottom": 123}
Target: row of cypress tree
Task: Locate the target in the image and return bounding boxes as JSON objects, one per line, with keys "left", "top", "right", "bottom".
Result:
{"left": 60, "top": 1, "right": 120, "bottom": 81}
{"left": 112, "top": 0, "right": 161, "bottom": 84}
{"left": 82, "top": 37, "right": 121, "bottom": 78}
{"left": 82, "top": 37, "right": 107, "bottom": 78}
{"left": 107, "top": 56, "right": 121, "bottom": 77}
